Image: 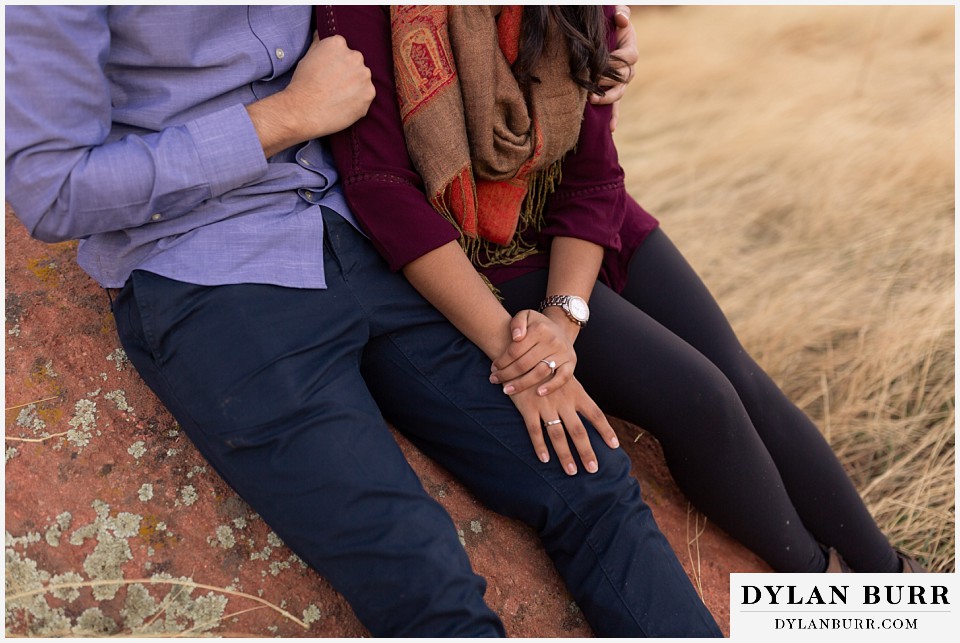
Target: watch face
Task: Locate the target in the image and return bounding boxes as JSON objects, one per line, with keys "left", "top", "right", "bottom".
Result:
{"left": 568, "top": 296, "right": 589, "bottom": 322}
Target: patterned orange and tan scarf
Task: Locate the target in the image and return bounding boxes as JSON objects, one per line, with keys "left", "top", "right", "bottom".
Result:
{"left": 392, "top": 5, "right": 587, "bottom": 266}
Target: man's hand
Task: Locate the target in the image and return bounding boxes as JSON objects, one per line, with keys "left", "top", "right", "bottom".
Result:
{"left": 247, "top": 33, "right": 375, "bottom": 158}
{"left": 590, "top": 6, "right": 639, "bottom": 131}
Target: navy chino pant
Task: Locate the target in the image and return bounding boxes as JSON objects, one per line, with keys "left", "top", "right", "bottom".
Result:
{"left": 110, "top": 208, "right": 721, "bottom": 637}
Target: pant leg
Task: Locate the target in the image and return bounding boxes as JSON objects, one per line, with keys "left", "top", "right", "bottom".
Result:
{"left": 359, "top": 330, "right": 720, "bottom": 638}
{"left": 498, "top": 268, "right": 826, "bottom": 573}
{"left": 110, "top": 249, "right": 503, "bottom": 634}
{"left": 320, "top": 214, "right": 720, "bottom": 637}
{"left": 497, "top": 228, "right": 898, "bottom": 573}
{"left": 619, "top": 228, "right": 899, "bottom": 573}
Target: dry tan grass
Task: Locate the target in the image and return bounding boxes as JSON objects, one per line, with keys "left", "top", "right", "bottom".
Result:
{"left": 615, "top": 6, "right": 954, "bottom": 571}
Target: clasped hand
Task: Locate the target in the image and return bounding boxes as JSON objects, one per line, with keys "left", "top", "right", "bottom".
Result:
{"left": 491, "top": 310, "right": 619, "bottom": 475}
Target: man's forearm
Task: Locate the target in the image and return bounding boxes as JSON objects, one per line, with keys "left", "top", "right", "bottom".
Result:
{"left": 246, "top": 33, "right": 374, "bottom": 159}
{"left": 5, "top": 7, "right": 272, "bottom": 243}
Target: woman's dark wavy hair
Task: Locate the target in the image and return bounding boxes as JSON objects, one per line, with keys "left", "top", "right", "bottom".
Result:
{"left": 514, "top": 6, "right": 623, "bottom": 97}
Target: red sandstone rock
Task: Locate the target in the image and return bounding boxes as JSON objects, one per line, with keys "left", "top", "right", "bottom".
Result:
{"left": 5, "top": 205, "right": 767, "bottom": 636}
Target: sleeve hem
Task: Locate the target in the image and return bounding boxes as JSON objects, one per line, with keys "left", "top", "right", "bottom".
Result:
{"left": 187, "top": 104, "right": 268, "bottom": 197}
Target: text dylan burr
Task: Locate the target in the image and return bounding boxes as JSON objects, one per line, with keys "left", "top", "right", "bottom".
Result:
{"left": 742, "top": 585, "right": 949, "bottom": 606}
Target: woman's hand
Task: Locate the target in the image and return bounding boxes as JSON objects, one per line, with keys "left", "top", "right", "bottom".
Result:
{"left": 489, "top": 310, "right": 576, "bottom": 397}
{"left": 510, "top": 376, "right": 620, "bottom": 475}
{"left": 590, "top": 5, "right": 639, "bottom": 131}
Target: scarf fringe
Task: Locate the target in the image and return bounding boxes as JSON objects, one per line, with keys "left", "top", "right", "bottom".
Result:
{"left": 431, "top": 159, "right": 564, "bottom": 270}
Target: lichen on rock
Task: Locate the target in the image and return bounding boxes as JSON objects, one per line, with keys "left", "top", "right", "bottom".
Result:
{"left": 105, "top": 348, "right": 129, "bottom": 371}
{"left": 75, "top": 607, "right": 119, "bottom": 636}
{"left": 104, "top": 389, "right": 133, "bottom": 413}
{"left": 178, "top": 485, "right": 198, "bottom": 506}
{"left": 44, "top": 511, "right": 73, "bottom": 547}
{"left": 66, "top": 398, "right": 97, "bottom": 449}
{"left": 127, "top": 440, "right": 146, "bottom": 460}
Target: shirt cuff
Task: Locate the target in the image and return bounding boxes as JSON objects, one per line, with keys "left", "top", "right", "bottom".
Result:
{"left": 542, "top": 182, "right": 626, "bottom": 251}
{"left": 187, "top": 103, "right": 269, "bottom": 198}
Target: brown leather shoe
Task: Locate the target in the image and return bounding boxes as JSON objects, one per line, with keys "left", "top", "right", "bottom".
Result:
{"left": 825, "top": 548, "right": 853, "bottom": 573}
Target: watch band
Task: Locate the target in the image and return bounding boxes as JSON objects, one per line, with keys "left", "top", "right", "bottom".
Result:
{"left": 538, "top": 294, "right": 571, "bottom": 313}
{"left": 538, "top": 294, "right": 589, "bottom": 327}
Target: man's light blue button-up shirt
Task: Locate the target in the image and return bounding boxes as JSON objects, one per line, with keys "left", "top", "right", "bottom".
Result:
{"left": 6, "top": 5, "right": 359, "bottom": 288}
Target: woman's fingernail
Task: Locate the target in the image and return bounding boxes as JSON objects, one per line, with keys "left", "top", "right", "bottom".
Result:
{"left": 503, "top": 385, "right": 515, "bottom": 395}
{"left": 512, "top": 328, "right": 522, "bottom": 339}
{"left": 566, "top": 463, "right": 577, "bottom": 475}
{"left": 537, "top": 387, "right": 548, "bottom": 396}
{"left": 610, "top": 436, "right": 620, "bottom": 448}
{"left": 489, "top": 374, "right": 499, "bottom": 384}
{"left": 490, "top": 364, "right": 498, "bottom": 373}
{"left": 586, "top": 460, "right": 598, "bottom": 473}
{"left": 539, "top": 452, "right": 549, "bottom": 463}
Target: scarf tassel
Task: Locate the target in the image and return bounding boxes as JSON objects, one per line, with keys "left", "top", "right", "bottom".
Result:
{"left": 431, "top": 159, "right": 565, "bottom": 270}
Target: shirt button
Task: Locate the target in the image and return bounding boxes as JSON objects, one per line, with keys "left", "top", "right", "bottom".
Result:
{"left": 299, "top": 156, "right": 311, "bottom": 167}
{"left": 303, "top": 190, "right": 314, "bottom": 201}
{"left": 275, "top": 47, "right": 285, "bottom": 60}
{"left": 150, "top": 213, "right": 162, "bottom": 221}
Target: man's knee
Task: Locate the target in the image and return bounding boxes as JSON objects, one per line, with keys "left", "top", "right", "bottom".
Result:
{"left": 504, "top": 444, "right": 643, "bottom": 541}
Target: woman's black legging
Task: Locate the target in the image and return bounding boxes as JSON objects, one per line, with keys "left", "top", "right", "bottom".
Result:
{"left": 497, "top": 227, "right": 900, "bottom": 573}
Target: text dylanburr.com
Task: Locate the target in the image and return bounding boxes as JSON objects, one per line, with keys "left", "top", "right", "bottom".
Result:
{"left": 730, "top": 573, "right": 958, "bottom": 640}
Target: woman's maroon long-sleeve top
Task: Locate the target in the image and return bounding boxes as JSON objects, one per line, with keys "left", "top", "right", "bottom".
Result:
{"left": 317, "top": 5, "right": 658, "bottom": 292}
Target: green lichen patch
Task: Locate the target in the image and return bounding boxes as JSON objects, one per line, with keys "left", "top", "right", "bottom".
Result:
{"left": 75, "top": 607, "right": 119, "bottom": 635}
{"left": 213, "top": 525, "right": 236, "bottom": 549}
{"left": 5, "top": 547, "right": 71, "bottom": 637}
{"left": 5, "top": 501, "right": 248, "bottom": 637}
{"left": 137, "top": 483, "right": 154, "bottom": 502}
{"left": 120, "top": 582, "right": 159, "bottom": 629}
{"left": 15, "top": 404, "right": 45, "bottom": 433}
{"left": 178, "top": 485, "right": 198, "bottom": 507}
{"left": 104, "top": 389, "right": 133, "bottom": 413}
{"left": 127, "top": 440, "right": 146, "bottom": 460}
{"left": 268, "top": 560, "right": 291, "bottom": 577}
{"left": 105, "top": 348, "right": 129, "bottom": 371}
{"left": 44, "top": 512, "right": 73, "bottom": 547}
{"left": 82, "top": 532, "right": 133, "bottom": 600}
{"left": 136, "top": 574, "right": 229, "bottom": 635}
{"left": 6, "top": 554, "right": 241, "bottom": 636}
{"left": 65, "top": 500, "right": 142, "bottom": 600}
{"left": 66, "top": 398, "right": 97, "bottom": 450}
{"left": 6, "top": 531, "right": 42, "bottom": 549}
{"left": 48, "top": 571, "right": 84, "bottom": 602}
{"left": 302, "top": 603, "right": 323, "bottom": 626}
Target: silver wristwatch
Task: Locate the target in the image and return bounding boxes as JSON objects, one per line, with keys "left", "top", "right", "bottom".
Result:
{"left": 539, "top": 294, "right": 590, "bottom": 327}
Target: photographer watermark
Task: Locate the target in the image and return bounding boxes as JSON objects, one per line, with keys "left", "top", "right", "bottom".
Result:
{"left": 730, "top": 573, "right": 958, "bottom": 639}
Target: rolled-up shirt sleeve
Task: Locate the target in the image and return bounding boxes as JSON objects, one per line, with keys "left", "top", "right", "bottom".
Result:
{"left": 5, "top": 6, "right": 268, "bottom": 243}
{"left": 540, "top": 100, "right": 627, "bottom": 253}
{"left": 318, "top": 5, "right": 460, "bottom": 271}
{"left": 540, "top": 4, "right": 629, "bottom": 254}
